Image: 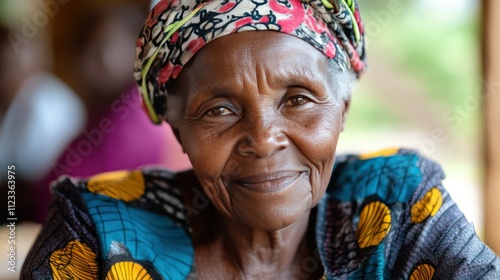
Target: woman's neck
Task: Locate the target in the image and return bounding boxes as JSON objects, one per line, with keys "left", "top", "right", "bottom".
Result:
{"left": 177, "top": 170, "right": 323, "bottom": 279}
{"left": 215, "top": 209, "right": 312, "bottom": 278}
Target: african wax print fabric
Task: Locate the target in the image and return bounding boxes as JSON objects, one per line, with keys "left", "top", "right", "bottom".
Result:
{"left": 21, "top": 149, "right": 500, "bottom": 279}
{"left": 134, "top": 0, "right": 366, "bottom": 123}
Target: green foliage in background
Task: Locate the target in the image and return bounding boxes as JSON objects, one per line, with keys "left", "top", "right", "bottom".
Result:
{"left": 349, "top": 0, "right": 480, "bottom": 138}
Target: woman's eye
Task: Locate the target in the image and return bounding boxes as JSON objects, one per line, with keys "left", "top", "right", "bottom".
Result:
{"left": 206, "top": 106, "right": 233, "bottom": 117}
{"left": 286, "top": 96, "right": 309, "bottom": 106}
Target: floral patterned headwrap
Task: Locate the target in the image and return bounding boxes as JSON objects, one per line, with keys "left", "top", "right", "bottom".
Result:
{"left": 135, "top": 0, "right": 366, "bottom": 124}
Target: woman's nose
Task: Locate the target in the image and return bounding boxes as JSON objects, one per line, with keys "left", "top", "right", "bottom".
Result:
{"left": 236, "top": 115, "right": 289, "bottom": 158}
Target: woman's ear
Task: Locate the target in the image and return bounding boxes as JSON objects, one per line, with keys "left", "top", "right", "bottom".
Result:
{"left": 341, "top": 98, "right": 351, "bottom": 132}
{"left": 165, "top": 94, "right": 187, "bottom": 153}
{"left": 165, "top": 114, "right": 186, "bottom": 153}
{"left": 170, "top": 127, "right": 186, "bottom": 153}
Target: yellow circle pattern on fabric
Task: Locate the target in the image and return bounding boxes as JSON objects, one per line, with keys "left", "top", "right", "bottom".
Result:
{"left": 87, "top": 170, "right": 145, "bottom": 202}
{"left": 411, "top": 187, "right": 443, "bottom": 224}
{"left": 356, "top": 201, "right": 392, "bottom": 248}
{"left": 49, "top": 240, "right": 99, "bottom": 280}
{"left": 358, "top": 148, "right": 400, "bottom": 160}
{"left": 105, "top": 261, "right": 153, "bottom": 280}
{"left": 409, "top": 264, "right": 435, "bottom": 280}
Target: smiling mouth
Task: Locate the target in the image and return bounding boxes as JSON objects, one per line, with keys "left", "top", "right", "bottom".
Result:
{"left": 232, "top": 171, "right": 304, "bottom": 193}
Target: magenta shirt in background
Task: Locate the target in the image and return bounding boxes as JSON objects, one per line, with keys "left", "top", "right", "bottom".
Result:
{"left": 35, "top": 86, "right": 191, "bottom": 222}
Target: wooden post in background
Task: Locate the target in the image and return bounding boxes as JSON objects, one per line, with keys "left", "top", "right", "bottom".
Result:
{"left": 484, "top": 0, "right": 500, "bottom": 255}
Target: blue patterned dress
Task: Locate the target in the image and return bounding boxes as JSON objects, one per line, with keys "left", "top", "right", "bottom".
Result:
{"left": 21, "top": 149, "right": 500, "bottom": 279}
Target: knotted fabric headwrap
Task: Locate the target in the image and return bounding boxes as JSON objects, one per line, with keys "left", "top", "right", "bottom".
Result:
{"left": 135, "top": 0, "right": 366, "bottom": 124}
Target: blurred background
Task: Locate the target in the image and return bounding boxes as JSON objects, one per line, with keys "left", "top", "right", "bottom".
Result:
{"left": 0, "top": 0, "right": 499, "bottom": 278}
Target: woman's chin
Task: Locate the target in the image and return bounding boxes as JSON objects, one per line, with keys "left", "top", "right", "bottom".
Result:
{"left": 232, "top": 200, "right": 312, "bottom": 231}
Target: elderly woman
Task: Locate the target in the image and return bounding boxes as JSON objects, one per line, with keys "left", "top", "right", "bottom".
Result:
{"left": 22, "top": 0, "right": 499, "bottom": 279}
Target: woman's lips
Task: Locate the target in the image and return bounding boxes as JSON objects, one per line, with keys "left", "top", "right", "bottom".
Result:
{"left": 232, "top": 171, "right": 303, "bottom": 193}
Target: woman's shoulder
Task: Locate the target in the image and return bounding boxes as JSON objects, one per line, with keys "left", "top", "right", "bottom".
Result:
{"left": 317, "top": 148, "right": 500, "bottom": 279}
{"left": 42, "top": 168, "right": 196, "bottom": 279}
{"left": 52, "top": 167, "right": 193, "bottom": 228}
{"left": 328, "top": 147, "right": 443, "bottom": 204}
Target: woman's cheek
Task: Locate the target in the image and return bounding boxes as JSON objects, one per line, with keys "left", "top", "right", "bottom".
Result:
{"left": 183, "top": 129, "right": 229, "bottom": 177}
{"left": 297, "top": 110, "right": 340, "bottom": 201}
{"left": 296, "top": 110, "right": 341, "bottom": 161}
{"left": 317, "top": 117, "right": 341, "bottom": 158}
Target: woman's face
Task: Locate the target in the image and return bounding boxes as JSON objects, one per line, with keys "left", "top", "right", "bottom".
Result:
{"left": 168, "top": 31, "right": 349, "bottom": 230}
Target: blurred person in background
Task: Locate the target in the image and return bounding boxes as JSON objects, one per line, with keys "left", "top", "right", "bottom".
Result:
{"left": 0, "top": 19, "right": 86, "bottom": 223}
{"left": 2, "top": 0, "right": 190, "bottom": 225}
{"left": 32, "top": 2, "right": 190, "bottom": 223}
